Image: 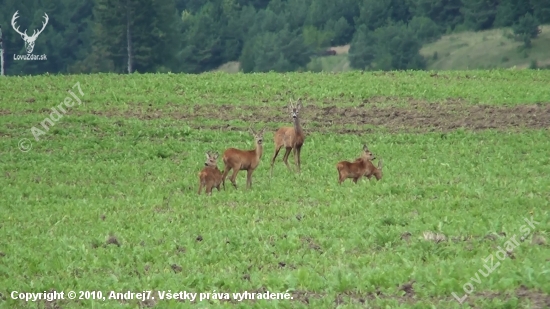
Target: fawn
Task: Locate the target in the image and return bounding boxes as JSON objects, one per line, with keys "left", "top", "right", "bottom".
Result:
{"left": 222, "top": 127, "right": 266, "bottom": 190}
{"left": 198, "top": 151, "right": 223, "bottom": 195}
{"left": 270, "top": 99, "right": 305, "bottom": 176}
{"left": 336, "top": 144, "right": 378, "bottom": 184}
{"left": 363, "top": 158, "right": 383, "bottom": 181}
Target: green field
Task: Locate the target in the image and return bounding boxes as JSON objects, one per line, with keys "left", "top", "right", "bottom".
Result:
{"left": 1, "top": 70, "right": 549, "bottom": 308}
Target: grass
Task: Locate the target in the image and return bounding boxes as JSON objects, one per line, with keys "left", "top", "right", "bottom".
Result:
{"left": 0, "top": 71, "right": 549, "bottom": 308}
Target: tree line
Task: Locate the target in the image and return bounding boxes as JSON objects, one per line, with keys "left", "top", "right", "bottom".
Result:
{"left": 0, "top": 0, "right": 547, "bottom": 75}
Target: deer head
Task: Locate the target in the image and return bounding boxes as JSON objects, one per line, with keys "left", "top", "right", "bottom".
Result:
{"left": 362, "top": 144, "right": 376, "bottom": 160}
{"left": 288, "top": 98, "right": 302, "bottom": 119}
{"left": 11, "top": 11, "right": 49, "bottom": 54}
{"left": 204, "top": 151, "right": 219, "bottom": 167}
{"left": 249, "top": 127, "right": 266, "bottom": 145}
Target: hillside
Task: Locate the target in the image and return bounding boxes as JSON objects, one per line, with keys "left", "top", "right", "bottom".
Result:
{"left": 420, "top": 25, "right": 550, "bottom": 70}
{"left": 215, "top": 25, "right": 550, "bottom": 73}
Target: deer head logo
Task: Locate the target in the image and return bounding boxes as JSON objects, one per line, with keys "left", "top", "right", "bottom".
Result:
{"left": 11, "top": 11, "right": 49, "bottom": 54}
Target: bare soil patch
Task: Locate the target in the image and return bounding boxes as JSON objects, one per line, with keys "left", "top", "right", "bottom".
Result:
{"left": 81, "top": 98, "right": 550, "bottom": 134}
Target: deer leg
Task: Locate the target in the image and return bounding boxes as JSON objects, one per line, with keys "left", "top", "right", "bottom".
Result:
{"left": 230, "top": 167, "right": 240, "bottom": 189}
{"left": 282, "top": 147, "right": 292, "bottom": 171}
{"left": 206, "top": 184, "right": 213, "bottom": 195}
{"left": 222, "top": 166, "right": 231, "bottom": 190}
{"left": 293, "top": 148, "right": 297, "bottom": 169}
{"left": 295, "top": 146, "right": 302, "bottom": 173}
{"left": 270, "top": 145, "right": 283, "bottom": 176}
{"left": 198, "top": 180, "right": 203, "bottom": 195}
{"left": 353, "top": 177, "right": 359, "bottom": 184}
{"left": 246, "top": 169, "right": 253, "bottom": 189}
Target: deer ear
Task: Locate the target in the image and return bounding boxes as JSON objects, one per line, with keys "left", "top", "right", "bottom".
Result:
{"left": 205, "top": 152, "right": 210, "bottom": 159}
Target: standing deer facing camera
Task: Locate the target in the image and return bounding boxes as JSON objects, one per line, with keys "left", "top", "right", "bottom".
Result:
{"left": 198, "top": 151, "right": 223, "bottom": 195}
{"left": 336, "top": 144, "right": 377, "bottom": 184}
{"left": 270, "top": 99, "right": 305, "bottom": 176}
{"left": 222, "top": 127, "right": 266, "bottom": 190}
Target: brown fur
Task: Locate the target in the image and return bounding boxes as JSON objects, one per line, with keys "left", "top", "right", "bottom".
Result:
{"left": 336, "top": 144, "right": 377, "bottom": 184}
{"left": 222, "top": 127, "right": 266, "bottom": 190}
{"left": 363, "top": 159, "right": 383, "bottom": 181}
{"left": 270, "top": 99, "right": 306, "bottom": 175}
{"left": 198, "top": 151, "right": 223, "bottom": 195}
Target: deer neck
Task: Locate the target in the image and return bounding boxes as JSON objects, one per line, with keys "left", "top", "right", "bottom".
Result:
{"left": 255, "top": 142, "right": 263, "bottom": 160}
{"left": 357, "top": 157, "right": 368, "bottom": 166}
{"left": 293, "top": 117, "right": 303, "bottom": 135}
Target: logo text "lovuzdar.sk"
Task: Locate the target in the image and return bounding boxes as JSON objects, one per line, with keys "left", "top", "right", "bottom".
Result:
{"left": 451, "top": 216, "right": 540, "bottom": 304}
{"left": 14, "top": 54, "right": 47, "bottom": 61}
{"left": 31, "top": 82, "right": 84, "bottom": 141}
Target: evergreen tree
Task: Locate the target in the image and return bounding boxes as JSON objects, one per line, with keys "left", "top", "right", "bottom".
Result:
{"left": 530, "top": 0, "right": 550, "bottom": 24}
{"left": 85, "top": 0, "right": 180, "bottom": 73}
{"left": 349, "top": 23, "right": 425, "bottom": 70}
{"left": 512, "top": 13, "right": 540, "bottom": 48}
{"left": 1, "top": 0, "right": 548, "bottom": 75}
{"left": 461, "top": 0, "right": 499, "bottom": 31}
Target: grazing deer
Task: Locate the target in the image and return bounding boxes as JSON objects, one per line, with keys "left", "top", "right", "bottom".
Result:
{"left": 270, "top": 99, "right": 305, "bottom": 176}
{"left": 222, "top": 127, "right": 266, "bottom": 190}
{"left": 336, "top": 144, "right": 377, "bottom": 184}
{"left": 363, "top": 158, "right": 383, "bottom": 181}
{"left": 198, "top": 151, "right": 223, "bottom": 195}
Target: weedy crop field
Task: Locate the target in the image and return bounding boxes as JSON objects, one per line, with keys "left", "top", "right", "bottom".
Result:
{"left": 1, "top": 70, "right": 549, "bottom": 309}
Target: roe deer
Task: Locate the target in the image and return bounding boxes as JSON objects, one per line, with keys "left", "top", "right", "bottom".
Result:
{"left": 336, "top": 144, "right": 376, "bottom": 184}
{"left": 198, "top": 151, "right": 223, "bottom": 195}
{"left": 363, "top": 158, "right": 383, "bottom": 181}
{"left": 222, "top": 127, "right": 266, "bottom": 190}
{"left": 270, "top": 99, "right": 305, "bottom": 176}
